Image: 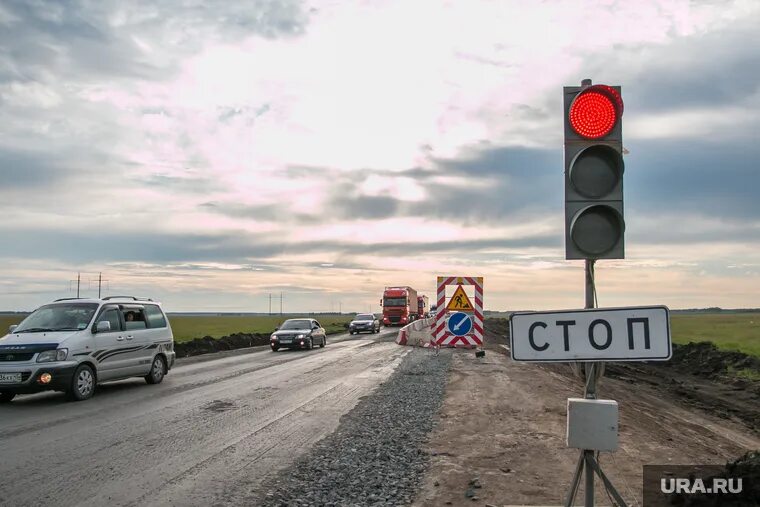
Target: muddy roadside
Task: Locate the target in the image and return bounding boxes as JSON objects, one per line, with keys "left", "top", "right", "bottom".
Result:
{"left": 413, "top": 319, "right": 760, "bottom": 506}
{"left": 173, "top": 332, "right": 271, "bottom": 358}
{"left": 488, "top": 317, "right": 760, "bottom": 432}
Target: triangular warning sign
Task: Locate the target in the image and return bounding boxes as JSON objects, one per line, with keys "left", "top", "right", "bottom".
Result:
{"left": 446, "top": 285, "right": 474, "bottom": 311}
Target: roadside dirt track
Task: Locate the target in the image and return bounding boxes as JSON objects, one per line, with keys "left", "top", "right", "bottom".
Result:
{"left": 414, "top": 322, "right": 760, "bottom": 506}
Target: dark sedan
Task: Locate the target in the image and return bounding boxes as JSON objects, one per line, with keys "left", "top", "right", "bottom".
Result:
{"left": 348, "top": 314, "right": 380, "bottom": 335}
{"left": 270, "top": 319, "right": 326, "bottom": 351}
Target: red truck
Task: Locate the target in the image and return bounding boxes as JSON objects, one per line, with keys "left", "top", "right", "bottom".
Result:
{"left": 417, "top": 295, "right": 429, "bottom": 319}
{"left": 381, "top": 286, "right": 418, "bottom": 326}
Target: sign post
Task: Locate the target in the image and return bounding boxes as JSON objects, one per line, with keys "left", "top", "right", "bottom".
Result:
{"left": 511, "top": 305, "right": 672, "bottom": 507}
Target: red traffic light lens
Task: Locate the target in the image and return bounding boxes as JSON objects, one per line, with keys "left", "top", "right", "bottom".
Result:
{"left": 569, "top": 86, "right": 622, "bottom": 139}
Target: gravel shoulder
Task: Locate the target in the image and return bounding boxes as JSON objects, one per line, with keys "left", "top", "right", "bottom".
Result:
{"left": 256, "top": 347, "right": 452, "bottom": 507}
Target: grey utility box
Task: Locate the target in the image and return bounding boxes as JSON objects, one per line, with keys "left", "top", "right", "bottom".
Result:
{"left": 566, "top": 398, "right": 619, "bottom": 451}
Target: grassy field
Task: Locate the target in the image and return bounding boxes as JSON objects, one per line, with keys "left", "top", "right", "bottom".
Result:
{"left": 2, "top": 312, "right": 757, "bottom": 356}
{"left": 0, "top": 315, "right": 25, "bottom": 333}
{"left": 671, "top": 312, "right": 760, "bottom": 357}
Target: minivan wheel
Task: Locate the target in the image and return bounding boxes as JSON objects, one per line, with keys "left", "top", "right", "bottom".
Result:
{"left": 0, "top": 391, "right": 15, "bottom": 403}
{"left": 145, "top": 356, "right": 166, "bottom": 385}
{"left": 67, "top": 364, "right": 95, "bottom": 401}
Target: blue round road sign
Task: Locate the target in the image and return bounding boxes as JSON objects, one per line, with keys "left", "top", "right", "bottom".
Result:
{"left": 447, "top": 311, "right": 473, "bottom": 336}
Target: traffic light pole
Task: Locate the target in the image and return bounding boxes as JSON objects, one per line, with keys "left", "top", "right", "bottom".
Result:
{"left": 563, "top": 79, "right": 628, "bottom": 506}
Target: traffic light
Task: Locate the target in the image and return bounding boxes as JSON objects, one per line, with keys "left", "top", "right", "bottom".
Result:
{"left": 564, "top": 80, "right": 625, "bottom": 260}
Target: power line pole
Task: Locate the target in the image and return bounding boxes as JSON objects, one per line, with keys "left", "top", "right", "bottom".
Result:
{"left": 280, "top": 291, "right": 283, "bottom": 315}
{"left": 69, "top": 272, "right": 81, "bottom": 297}
{"left": 269, "top": 293, "right": 272, "bottom": 315}
{"left": 97, "top": 272, "right": 109, "bottom": 299}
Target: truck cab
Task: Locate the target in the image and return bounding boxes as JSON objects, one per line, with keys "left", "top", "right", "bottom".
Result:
{"left": 381, "top": 286, "right": 417, "bottom": 326}
{"left": 417, "top": 295, "right": 429, "bottom": 319}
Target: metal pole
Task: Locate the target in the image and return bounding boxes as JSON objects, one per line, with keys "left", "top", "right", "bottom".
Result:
{"left": 77, "top": 272, "right": 81, "bottom": 298}
{"left": 585, "top": 450, "right": 594, "bottom": 507}
{"left": 98, "top": 272, "right": 102, "bottom": 299}
{"left": 585, "top": 259, "right": 595, "bottom": 309}
{"left": 564, "top": 453, "right": 585, "bottom": 507}
{"left": 280, "top": 292, "right": 283, "bottom": 315}
{"left": 269, "top": 293, "right": 272, "bottom": 315}
{"left": 584, "top": 259, "right": 596, "bottom": 507}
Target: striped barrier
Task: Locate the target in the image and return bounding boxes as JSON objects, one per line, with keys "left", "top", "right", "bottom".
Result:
{"left": 434, "top": 276, "right": 484, "bottom": 348}
{"left": 395, "top": 317, "right": 435, "bottom": 346}
{"left": 395, "top": 327, "right": 408, "bottom": 345}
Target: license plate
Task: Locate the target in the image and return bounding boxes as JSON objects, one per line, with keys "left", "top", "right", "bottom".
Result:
{"left": 0, "top": 373, "right": 22, "bottom": 383}
{"left": 279, "top": 339, "right": 292, "bottom": 344}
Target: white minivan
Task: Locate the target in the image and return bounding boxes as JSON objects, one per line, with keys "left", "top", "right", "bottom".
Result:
{"left": 0, "top": 296, "right": 175, "bottom": 402}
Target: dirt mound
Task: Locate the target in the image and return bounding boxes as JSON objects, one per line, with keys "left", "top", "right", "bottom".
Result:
{"left": 728, "top": 450, "right": 760, "bottom": 499}
{"left": 174, "top": 332, "right": 271, "bottom": 358}
{"left": 666, "top": 450, "right": 760, "bottom": 506}
{"left": 483, "top": 318, "right": 509, "bottom": 349}
{"left": 664, "top": 341, "right": 760, "bottom": 380}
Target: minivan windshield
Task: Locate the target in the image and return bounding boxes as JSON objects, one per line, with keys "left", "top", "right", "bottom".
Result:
{"left": 279, "top": 319, "right": 312, "bottom": 330}
{"left": 14, "top": 303, "right": 99, "bottom": 333}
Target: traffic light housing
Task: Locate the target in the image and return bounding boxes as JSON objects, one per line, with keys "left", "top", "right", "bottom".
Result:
{"left": 564, "top": 82, "right": 625, "bottom": 260}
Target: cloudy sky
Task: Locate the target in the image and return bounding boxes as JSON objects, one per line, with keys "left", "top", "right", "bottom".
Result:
{"left": 1, "top": 0, "right": 758, "bottom": 313}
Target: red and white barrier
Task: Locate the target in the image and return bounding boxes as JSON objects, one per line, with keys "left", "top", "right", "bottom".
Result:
{"left": 433, "top": 276, "right": 484, "bottom": 348}
{"left": 395, "top": 317, "right": 435, "bottom": 346}
{"left": 395, "top": 327, "right": 408, "bottom": 345}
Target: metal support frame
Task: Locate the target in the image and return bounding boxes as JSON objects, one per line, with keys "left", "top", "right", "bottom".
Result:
{"left": 564, "top": 260, "right": 628, "bottom": 507}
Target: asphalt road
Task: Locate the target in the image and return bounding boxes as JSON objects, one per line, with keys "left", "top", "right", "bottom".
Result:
{"left": 0, "top": 329, "right": 407, "bottom": 507}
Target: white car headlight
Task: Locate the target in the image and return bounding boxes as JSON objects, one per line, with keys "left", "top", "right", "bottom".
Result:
{"left": 297, "top": 333, "right": 306, "bottom": 338}
{"left": 37, "top": 348, "right": 68, "bottom": 363}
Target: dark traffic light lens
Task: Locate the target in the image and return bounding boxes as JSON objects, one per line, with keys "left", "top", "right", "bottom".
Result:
{"left": 569, "top": 145, "right": 623, "bottom": 198}
{"left": 569, "top": 91, "right": 617, "bottom": 139}
{"left": 571, "top": 206, "right": 624, "bottom": 255}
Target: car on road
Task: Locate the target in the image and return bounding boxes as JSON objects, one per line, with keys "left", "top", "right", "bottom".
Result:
{"left": 0, "top": 296, "right": 176, "bottom": 403}
{"left": 270, "top": 319, "right": 326, "bottom": 351}
{"left": 348, "top": 313, "right": 380, "bottom": 335}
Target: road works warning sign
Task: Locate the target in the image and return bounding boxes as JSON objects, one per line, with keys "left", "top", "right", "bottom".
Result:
{"left": 434, "top": 276, "right": 483, "bottom": 347}
{"left": 446, "top": 285, "right": 474, "bottom": 311}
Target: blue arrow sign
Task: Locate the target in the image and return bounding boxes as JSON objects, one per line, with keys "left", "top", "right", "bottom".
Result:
{"left": 447, "top": 311, "right": 473, "bottom": 337}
